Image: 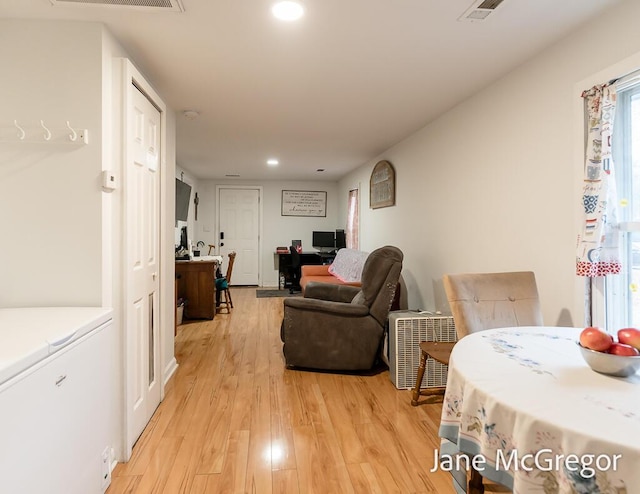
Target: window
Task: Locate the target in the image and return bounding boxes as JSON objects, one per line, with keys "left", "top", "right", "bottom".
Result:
{"left": 346, "top": 188, "right": 359, "bottom": 250}
{"left": 604, "top": 77, "right": 640, "bottom": 330}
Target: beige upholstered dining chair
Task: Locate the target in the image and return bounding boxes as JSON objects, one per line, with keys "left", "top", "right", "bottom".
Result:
{"left": 412, "top": 271, "right": 543, "bottom": 403}
{"left": 443, "top": 271, "right": 543, "bottom": 338}
{"left": 412, "top": 271, "right": 544, "bottom": 493}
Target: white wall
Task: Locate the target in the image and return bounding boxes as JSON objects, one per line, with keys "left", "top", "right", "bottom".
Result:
{"left": 0, "top": 20, "right": 104, "bottom": 307}
{"left": 195, "top": 179, "right": 339, "bottom": 287}
{"left": 339, "top": 0, "right": 640, "bottom": 327}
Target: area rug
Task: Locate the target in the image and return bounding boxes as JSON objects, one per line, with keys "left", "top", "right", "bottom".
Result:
{"left": 255, "top": 289, "right": 302, "bottom": 298}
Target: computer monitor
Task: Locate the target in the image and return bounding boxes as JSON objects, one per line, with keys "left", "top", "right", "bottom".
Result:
{"left": 335, "top": 229, "right": 346, "bottom": 249}
{"left": 312, "top": 231, "right": 335, "bottom": 252}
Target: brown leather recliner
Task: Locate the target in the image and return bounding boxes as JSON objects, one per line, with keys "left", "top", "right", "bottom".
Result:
{"left": 281, "top": 245, "right": 403, "bottom": 370}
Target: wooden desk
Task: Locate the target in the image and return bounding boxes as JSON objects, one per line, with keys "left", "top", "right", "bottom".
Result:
{"left": 276, "top": 251, "right": 332, "bottom": 290}
{"left": 175, "top": 260, "right": 218, "bottom": 320}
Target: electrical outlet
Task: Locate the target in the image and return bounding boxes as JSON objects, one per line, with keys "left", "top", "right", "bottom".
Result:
{"left": 101, "top": 447, "right": 111, "bottom": 490}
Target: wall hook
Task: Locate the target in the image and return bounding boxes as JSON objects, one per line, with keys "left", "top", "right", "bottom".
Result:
{"left": 66, "top": 121, "right": 78, "bottom": 142}
{"left": 40, "top": 120, "right": 52, "bottom": 141}
{"left": 14, "top": 120, "right": 26, "bottom": 140}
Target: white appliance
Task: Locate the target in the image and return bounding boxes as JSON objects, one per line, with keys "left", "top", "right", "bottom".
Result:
{"left": 387, "top": 310, "right": 457, "bottom": 390}
{"left": 0, "top": 307, "right": 114, "bottom": 494}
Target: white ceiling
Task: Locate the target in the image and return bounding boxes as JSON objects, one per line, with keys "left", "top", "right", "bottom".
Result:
{"left": 2, "top": 0, "right": 624, "bottom": 181}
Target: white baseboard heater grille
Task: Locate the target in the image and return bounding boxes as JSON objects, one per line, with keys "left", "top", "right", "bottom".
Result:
{"left": 388, "top": 311, "right": 457, "bottom": 390}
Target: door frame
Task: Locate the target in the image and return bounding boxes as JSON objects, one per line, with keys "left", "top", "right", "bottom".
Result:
{"left": 215, "top": 185, "right": 263, "bottom": 287}
{"left": 120, "top": 59, "right": 171, "bottom": 460}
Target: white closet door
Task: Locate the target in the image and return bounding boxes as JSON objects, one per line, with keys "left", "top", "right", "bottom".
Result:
{"left": 125, "top": 83, "right": 162, "bottom": 447}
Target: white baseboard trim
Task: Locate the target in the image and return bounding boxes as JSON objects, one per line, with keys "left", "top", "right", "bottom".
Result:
{"left": 163, "top": 357, "right": 178, "bottom": 387}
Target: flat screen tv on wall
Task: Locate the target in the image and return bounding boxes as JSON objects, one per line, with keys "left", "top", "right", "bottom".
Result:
{"left": 175, "top": 178, "right": 192, "bottom": 222}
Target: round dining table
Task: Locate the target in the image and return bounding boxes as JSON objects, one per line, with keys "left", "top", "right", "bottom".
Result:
{"left": 438, "top": 326, "right": 640, "bottom": 494}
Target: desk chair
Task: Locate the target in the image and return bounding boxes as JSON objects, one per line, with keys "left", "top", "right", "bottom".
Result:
{"left": 412, "top": 271, "right": 543, "bottom": 493}
{"left": 288, "top": 245, "right": 302, "bottom": 294}
{"left": 216, "top": 252, "right": 236, "bottom": 313}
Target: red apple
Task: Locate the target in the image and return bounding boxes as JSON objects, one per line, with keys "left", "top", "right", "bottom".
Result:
{"left": 607, "top": 342, "right": 640, "bottom": 356}
{"left": 579, "top": 327, "right": 614, "bottom": 352}
{"left": 617, "top": 328, "right": 640, "bottom": 350}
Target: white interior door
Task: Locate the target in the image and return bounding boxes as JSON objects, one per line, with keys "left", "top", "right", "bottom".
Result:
{"left": 126, "top": 83, "right": 161, "bottom": 448}
{"left": 218, "top": 188, "right": 260, "bottom": 285}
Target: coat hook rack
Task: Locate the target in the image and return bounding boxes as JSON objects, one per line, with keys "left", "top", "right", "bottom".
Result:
{"left": 1, "top": 120, "right": 89, "bottom": 145}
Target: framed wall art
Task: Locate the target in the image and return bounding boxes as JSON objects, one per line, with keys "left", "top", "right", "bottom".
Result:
{"left": 370, "top": 160, "right": 395, "bottom": 209}
{"left": 281, "top": 190, "right": 327, "bottom": 217}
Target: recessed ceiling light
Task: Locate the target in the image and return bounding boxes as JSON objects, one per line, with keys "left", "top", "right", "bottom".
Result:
{"left": 267, "top": 158, "right": 279, "bottom": 166}
{"left": 272, "top": 1, "right": 304, "bottom": 21}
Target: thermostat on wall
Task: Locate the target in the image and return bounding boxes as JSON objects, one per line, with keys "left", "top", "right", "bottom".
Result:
{"left": 102, "top": 170, "right": 117, "bottom": 190}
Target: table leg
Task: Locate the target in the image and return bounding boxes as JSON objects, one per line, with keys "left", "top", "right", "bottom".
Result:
{"left": 468, "top": 466, "right": 484, "bottom": 494}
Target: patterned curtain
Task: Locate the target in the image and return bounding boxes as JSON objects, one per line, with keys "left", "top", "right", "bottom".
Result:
{"left": 576, "top": 84, "right": 621, "bottom": 277}
{"left": 346, "top": 188, "right": 359, "bottom": 250}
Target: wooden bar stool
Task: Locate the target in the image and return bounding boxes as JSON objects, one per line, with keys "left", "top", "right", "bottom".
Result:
{"left": 216, "top": 252, "right": 236, "bottom": 313}
{"left": 410, "top": 341, "right": 456, "bottom": 406}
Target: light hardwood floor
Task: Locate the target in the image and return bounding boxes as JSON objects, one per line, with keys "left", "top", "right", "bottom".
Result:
{"left": 107, "top": 287, "right": 459, "bottom": 494}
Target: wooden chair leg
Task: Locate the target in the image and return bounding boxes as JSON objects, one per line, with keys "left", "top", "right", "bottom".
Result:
{"left": 411, "top": 350, "right": 428, "bottom": 406}
{"left": 411, "top": 345, "right": 447, "bottom": 405}
{"left": 216, "top": 289, "right": 227, "bottom": 314}
{"left": 217, "top": 289, "right": 232, "bottom": 313}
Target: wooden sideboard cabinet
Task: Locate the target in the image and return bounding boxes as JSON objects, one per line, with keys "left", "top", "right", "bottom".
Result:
{"left": 175, "top": 260, "right": 218, "bottom": 320}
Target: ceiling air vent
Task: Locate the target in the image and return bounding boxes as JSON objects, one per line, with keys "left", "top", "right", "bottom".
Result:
{"left": 50, "top": 0, "right": 184, "bottom": 12}
{"left": 458, "top": 0, "right": 506, "bottom": 22}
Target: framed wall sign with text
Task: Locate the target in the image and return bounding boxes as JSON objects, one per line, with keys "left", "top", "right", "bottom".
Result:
{"left": 370, "top": 160, "right": 395, "bottom": 209}
{"left": 281, "top": 190, "right": 327, "bottom": 217}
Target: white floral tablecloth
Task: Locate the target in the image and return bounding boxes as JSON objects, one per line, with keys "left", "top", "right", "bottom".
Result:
{"left": 438, "top": 326, "right": 640, "bottom": 494}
